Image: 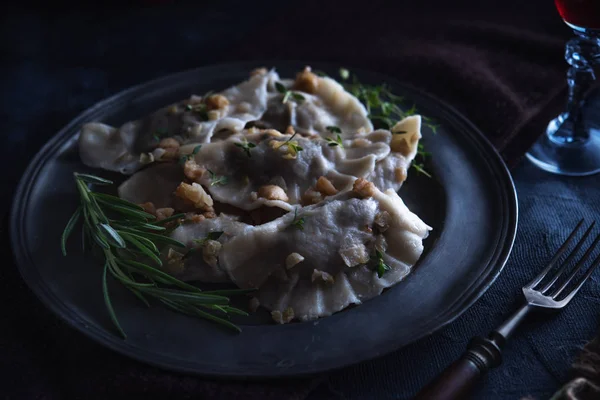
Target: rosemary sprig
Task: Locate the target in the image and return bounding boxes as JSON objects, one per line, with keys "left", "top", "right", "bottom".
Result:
{"left": 61, "top": 173, "right": 253, "bottom": 337}
{"left": 275, "top": 82, "right": 306, "bottom": 104}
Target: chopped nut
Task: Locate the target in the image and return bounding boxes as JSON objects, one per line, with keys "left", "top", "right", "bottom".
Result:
{"left": 293, "top": 66, "right": 319, "bottom": 94}
{"left": 167, "top": 105, "right": 179, "bottom": 115}
{"left": 374, "top": 211, "right": 391, "bottom": 232}
{"left": 184, "top": 212, "right": 206, "bottom": 223}
{"left": 312, "top": 269, "right": 335, "bottom": 285}
{"left": 339, "top": 244, "right": 370, "bottom": 268}
{"left": 175, "top": 182, "right": 214, "bottom": 209}
{"left": 374, "top": 235, "right": 388, "bottom": 253}
{"left": 271, "top": 307, "right": 295, "bottom": 324}
{"left": 250, "top": 67, "right": 268, "bottom": 77}
{"left": 315, "top": 176, "right": 338, "bottom": 197}
{"left": 183, "top": 159, "right": 206, "bottom": 180}
{"left": 285, "top": 125, "right": 295, "bottom": 135}
{"left": 207, "top": 110, "right": 221, "bottom": 121}
{"left": 159, "top": 137, "right": 180, "bottom": 149}
{"left": 301, "top": 187, "right": 323, "bottom": 205}
{"left": 364, "top": 225, "right": 373, "bottom": 234}
{"left": 257, "top": 185, "right": 289, "bottom": 202}
{"left": 352, "top": 178, "right": 376, "bottom": 198}
{"left": 156, "top": 207, "right": 174, "bottom": 220}
{"left": 165, "top": 248, "right": 185, "bottom": 274}
{"left": 249, "top": 297, "right": 260, "bottom": 313}
{"left": 205, "top": 94, "right": 229, "bottom": 111}
{"left": 394, "top": 167, "right": 407, "bottom": 183}
{"left": 161, "top": 147, "right": 179, "bottom": 160}
{"left": 202, "top": 210, "right": 217, "bottom": 219}
{"left": 202, "top": 239, "right": 222, "bottom": 268}
{"left": 139, "top": 152, "right": 154, "bottom": 164}
{"left": 285, "top": 253, "right": 305, "bottom": 269}
{"left": 139, "top": 202, "right": 156, "bottom": 215}
{"left": 282, "top": 307, "right": 294, "bottom": 323}
{"left": 263, "top": 129, "right": 284, "bottom": 138}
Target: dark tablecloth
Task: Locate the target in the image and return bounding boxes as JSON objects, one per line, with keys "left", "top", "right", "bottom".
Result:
{"left": 2, "top": 1, "right": 600, "bottom": 399}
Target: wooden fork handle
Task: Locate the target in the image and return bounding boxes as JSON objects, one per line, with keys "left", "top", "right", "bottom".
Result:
{"left": 413, "top": 335, "right": 504, "bottom": 400}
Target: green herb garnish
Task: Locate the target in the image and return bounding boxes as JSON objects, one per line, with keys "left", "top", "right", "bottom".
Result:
{"left": 275, "top": 132, "right": 304, "bottom": 157}
{"left": 235, "top": 139, "right": 256, "bottom": 158}
{"left": 291, "top": 208, "right": 305, "bottom": 230}
{"left": 326, "top": 134, "right": 344, "bottom": 148}
{"left": 373, "top": 249, "right": 391, "bottom": 278}
{"left": 178, "top": 145, "right": 202, "bottom": 165}
{"left": 207, "top": 169, "right": 228, "bottom": 186}
{"left": 326, "top": 126, "right": 342, "bottom": 134}
{"left": 342, "top": 70, "right": 436, "bottom": 177}
{"left": 275, "top": 82, "right": 305, "bottom": 104}
{"left": 339, "top": 68, "right": 350, "bottom": 80}
{"left": 61, "top": 173, "right": 252, "bottom": 337}
{"left": 193, "top": 231, "right": 224, "bottom": 246}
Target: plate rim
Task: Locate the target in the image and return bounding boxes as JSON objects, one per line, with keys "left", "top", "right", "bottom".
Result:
{"left": 9, "top": 60, "right": 518, "bottom": 378}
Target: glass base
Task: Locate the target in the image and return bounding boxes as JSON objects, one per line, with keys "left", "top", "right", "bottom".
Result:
{"left": 526, "top": 125, "right": 600, "bottom": 176}
{"left": 527, "top": 86, "right": 600, "bottom": 176}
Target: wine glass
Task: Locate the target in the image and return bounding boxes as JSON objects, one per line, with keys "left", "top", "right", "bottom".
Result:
{"left": 526, "top": 0, "right": 600, "bottom": 176}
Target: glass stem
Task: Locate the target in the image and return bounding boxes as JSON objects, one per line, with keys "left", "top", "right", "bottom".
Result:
{"left": 561, "top": 34, "right": 600, "bottom": 142}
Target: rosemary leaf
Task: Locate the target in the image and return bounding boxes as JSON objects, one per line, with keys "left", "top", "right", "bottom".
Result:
{"left": 143, "top": 287, "right": 229, "bottom": 305}
{"left": 92, "top": 192, "right": 144, "bottom": 210}
{"left": 102, "top": 261, "right": 126, "bottom": 339}
{"left": 119, "top": 259, "right": 202, "bottom": 293}
{"left": 119, "top": 232, "right": 162, "bottom": 265}
{"left": 61, "top": 207, "right": 81, "bottom": 256}
{"left": 75, "top": 173, "right": 113, "bottom": 186}
{"left": 97, "top": 200, "right": 156, "bottom": 221}
{"left": 99, "top": 224, "right": 126, "bottom": 248}
{"left": 154, "top": 213, "right": 186, "bottom": 225}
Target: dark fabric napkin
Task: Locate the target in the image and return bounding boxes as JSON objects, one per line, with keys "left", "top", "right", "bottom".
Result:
{"left": 2, "top": 0, "right": 596, "bottom": 399}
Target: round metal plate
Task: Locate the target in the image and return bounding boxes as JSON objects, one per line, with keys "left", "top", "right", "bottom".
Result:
{"left": 10, "top": 61, "right": 517, "bottom": 378}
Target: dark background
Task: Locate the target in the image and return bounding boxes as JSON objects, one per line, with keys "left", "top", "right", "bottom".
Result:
{"left": 4, "top": 1, "right": 600, "bottom": 399}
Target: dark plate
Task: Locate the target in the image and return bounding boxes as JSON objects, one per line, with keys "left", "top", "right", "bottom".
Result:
{"left": 10, "top": 61, "right": 517, "bottom": 378}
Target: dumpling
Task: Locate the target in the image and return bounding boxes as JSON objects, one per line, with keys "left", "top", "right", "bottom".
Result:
{"left": 254, "top": 68, "right": 373, "bottom": 135}
{"left": 167, "top": 215, "right": 249, "bottom": 283}
{"left": 79, "top": 70, "right": 280, "bottom": 174}
{"left": 78, "top": 67, "right": 374, "bottom": 175}
{"left": 185, "top": 129, "right": 394, "bottom": 211}
{"left": 218, "top": 181, "right": 431, "bottom": 321}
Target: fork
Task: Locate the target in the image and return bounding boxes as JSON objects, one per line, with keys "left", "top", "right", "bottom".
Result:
{"left": 414, "top": 219, "right": 600, "bottom": 400}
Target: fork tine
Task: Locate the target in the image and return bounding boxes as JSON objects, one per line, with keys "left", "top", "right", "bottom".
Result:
{"left": 540, "top": 221, "right": 596, "bottom": 294}
{"left": 556, "top": 252, "right": 600, "bottom": 304}
{"left": 526, "top": 219, "right": 584, "bottom": 289}
{"left": 551, "top": 231, "right": 600, "bottom": 299}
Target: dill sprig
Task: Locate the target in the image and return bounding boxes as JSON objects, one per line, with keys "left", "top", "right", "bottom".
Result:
{"left": 61, "top": 173, "right": 254, "bottom": 338}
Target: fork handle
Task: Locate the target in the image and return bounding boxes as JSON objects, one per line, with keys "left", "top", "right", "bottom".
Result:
{"left": 413, "top": 334, "right": 503, "bottom": 400}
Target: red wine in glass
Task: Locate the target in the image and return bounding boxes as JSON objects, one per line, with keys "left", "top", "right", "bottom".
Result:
{"left": 555, "top": 0, "right": 600, "bottom": 30}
